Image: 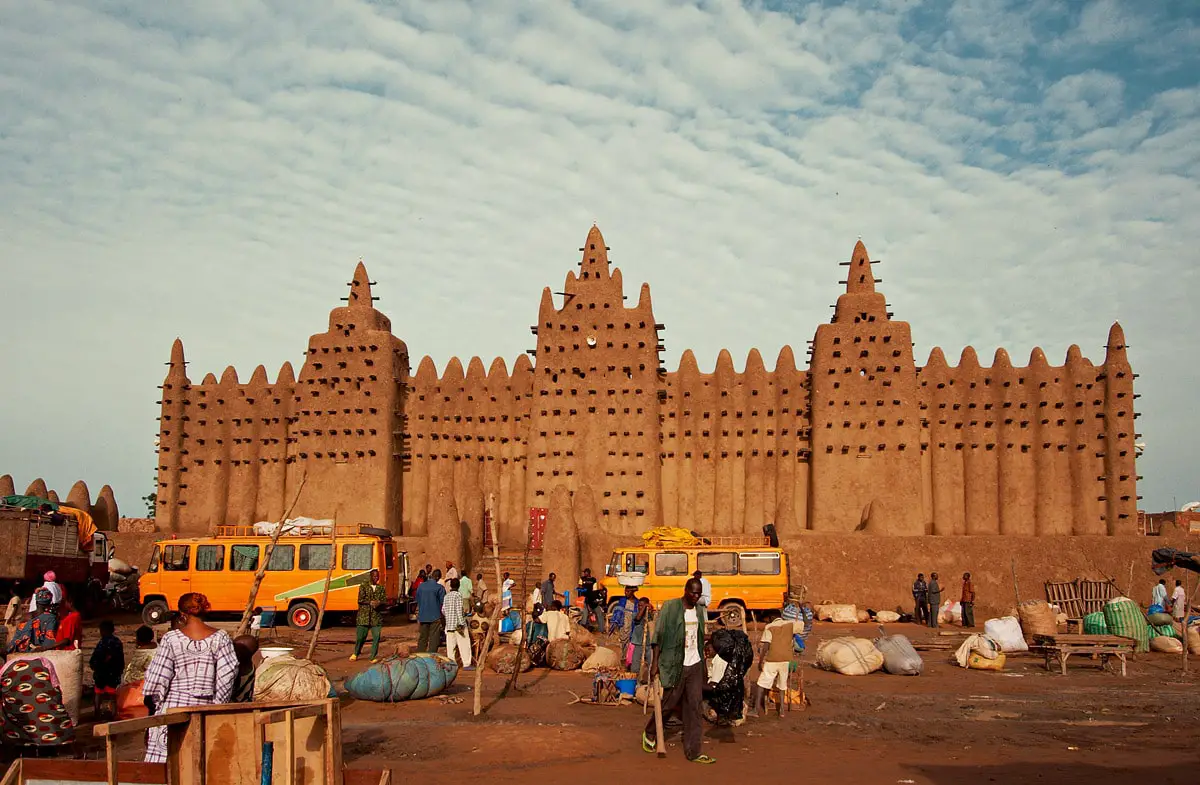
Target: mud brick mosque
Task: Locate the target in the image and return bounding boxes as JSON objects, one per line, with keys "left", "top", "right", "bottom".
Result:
{"left": 153, "top": 226, "right": 1139, "bottom": 567}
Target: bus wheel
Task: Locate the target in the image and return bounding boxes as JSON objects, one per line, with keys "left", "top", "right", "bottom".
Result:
{"left": 287, "top": 601, "right": 319, "bottom": 631}
{"left": 142, "top": 599, "right": 170, "bottom": 626}
{"left": 719, "top": 602, "right": 745, "bottom": 629}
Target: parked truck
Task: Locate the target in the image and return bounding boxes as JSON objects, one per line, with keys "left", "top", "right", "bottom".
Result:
{"left": 0, "top": 503, "right": 113, "bottom": 612}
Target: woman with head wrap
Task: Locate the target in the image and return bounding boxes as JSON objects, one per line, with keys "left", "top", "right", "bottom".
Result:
{"left": 27, "top": 571, "right": 63, "bottom": 614}
{"left": 702, "top": 628, "right": 753, "bottom": 726}
{"left": 141, "top": 593, "right": 238, "bottom": 763}
{"left": 6, "top": 588, "right": 59, "bottom": 654}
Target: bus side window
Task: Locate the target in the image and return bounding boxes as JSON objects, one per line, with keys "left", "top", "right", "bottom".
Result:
{"left": 195, "top": 545, "right": 225, "bottom": 571}
{"left": 299, "top": 544, "right": 332, "bottom": 571}
{"left": 342, "top": 544, "right": 373, "bottom": 571}
{"left": 625, "top": 553, "right": 649, "bottom": 574}
{"left": 654, "top": 552, "right": 687, "bottom": 577}
{"left": 162, "top": 545, "right": 190, "bottom": 572}
{"left": 230, "top": 545, "right": 260, "bottom": 571}
{"left": 268, "top": 545, "right": 295, "bottom": 571}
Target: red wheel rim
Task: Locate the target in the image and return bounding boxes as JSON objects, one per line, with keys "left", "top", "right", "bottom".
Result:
{"left": 294, "top": 608, "right": 311, "bottom": 627}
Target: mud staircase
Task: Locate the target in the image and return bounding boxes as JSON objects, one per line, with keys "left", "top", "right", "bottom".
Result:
{"left": 494, "top": 549, "right": 543, "bottom": 606}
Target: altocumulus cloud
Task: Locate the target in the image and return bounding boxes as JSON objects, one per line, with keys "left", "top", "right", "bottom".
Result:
{"left": 0, "top": 0, "right": 1196, "bottom": 512}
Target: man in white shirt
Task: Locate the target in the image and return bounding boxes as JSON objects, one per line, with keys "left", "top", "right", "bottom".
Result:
{"left": 1171, "top": 579, "right": 1188, "bottom": 621}
{"left": 1152, "top": 579, "right": 1168, "bottom": 609}
{"left": 692, "top": 570, "right": 713, "bottom": 618}
{"left": 642, "top": 577, "right": 714, "bottom": 764}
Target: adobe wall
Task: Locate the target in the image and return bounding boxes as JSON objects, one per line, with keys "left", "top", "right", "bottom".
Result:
{"left": 0, "top": 473, "right": 120, "bottom": 531}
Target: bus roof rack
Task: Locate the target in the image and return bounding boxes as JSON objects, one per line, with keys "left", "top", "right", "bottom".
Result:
{"left": 214, "top": 523, "right": 368, "bottom": 539}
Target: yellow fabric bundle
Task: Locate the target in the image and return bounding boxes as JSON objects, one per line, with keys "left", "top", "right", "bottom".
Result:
{"left": 640, "top": 527, "right": 701, "bottom": 548}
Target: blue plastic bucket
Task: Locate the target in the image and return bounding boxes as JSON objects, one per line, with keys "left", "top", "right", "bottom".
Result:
{"left": 615, "top": 679, "right": 637, "bottom": 697}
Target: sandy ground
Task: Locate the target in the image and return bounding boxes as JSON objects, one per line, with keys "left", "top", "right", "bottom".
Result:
{"left": 36, "top": 615, "right": 1200, "bottom": 784}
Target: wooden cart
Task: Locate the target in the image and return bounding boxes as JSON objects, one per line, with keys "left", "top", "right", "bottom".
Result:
{"left": 1031, "top": 633, "right": 1135, "bottom": 676}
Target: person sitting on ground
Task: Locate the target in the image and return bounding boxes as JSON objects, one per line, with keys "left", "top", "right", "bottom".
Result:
{"left": 542, "top": 600, "right": 572, "bottom": 642}
{"left": 703, "top": 628, "right": 753, "bottom": 726}
{"left": 53, "top": 596, "right": 83, "bottom": 650}
{"left": 123, "top": 625, "right": 158, "bottom": 684}
{"left": 232, "top": 635, "right": 260, "bottom": 702}
{"left": 749, "top": 613, "right": 800, "bottom": 718}
{"left": 523, "top": 602, "right": 550, "bottom": 666}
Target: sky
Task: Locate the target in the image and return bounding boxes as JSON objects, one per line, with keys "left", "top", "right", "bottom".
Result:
{"left": 1, "top": 0, "right": 1197, "bottom": 517}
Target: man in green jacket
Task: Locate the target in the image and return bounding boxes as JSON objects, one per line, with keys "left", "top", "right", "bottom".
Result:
{"left": 641, "top": 577, "right": 715, "bottom": 764}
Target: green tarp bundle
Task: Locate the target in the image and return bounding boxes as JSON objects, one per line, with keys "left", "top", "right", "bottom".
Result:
{"left": 1, "top": 495, "right": 58, "bottom": 510}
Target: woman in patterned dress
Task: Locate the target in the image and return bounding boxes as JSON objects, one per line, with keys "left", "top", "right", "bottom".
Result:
{"left": 0, "top": 588, "right": 74, "bottom": 747}
{"left": 142, "top": 592, "right": 238, "bottom": 763}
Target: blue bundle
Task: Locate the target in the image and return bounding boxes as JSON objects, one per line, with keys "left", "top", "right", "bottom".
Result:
{"left": 344, "top": 653, "right": 459, "bottom": 702}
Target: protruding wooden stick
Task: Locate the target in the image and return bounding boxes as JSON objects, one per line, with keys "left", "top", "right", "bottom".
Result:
{"left": 305, "top": 515, "right": 337, "bottom": 661}
{"left": 236, "top": 471, "right": 308, "bottom": 638}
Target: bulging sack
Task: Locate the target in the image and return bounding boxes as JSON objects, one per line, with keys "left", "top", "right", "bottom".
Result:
{"left": 546, "top": 639, "right": 589, "bottom": 671}
{"left": 983, "top": 617, "right": 1029, "bottom": 653}
{"left": 817, "top": 604, "right": 858, "bottom": 624}
{"left": 1083, "top": 611, "right": 1108, "bottom": 635}
{"left": 7, "top": 648, "right": 82, "bottom": 724}
{"left": 1103, "top": 597, "right": 1150, "bottom": 653}
{"left": 875, "top": 611, "right": 901, "bottom": 624}
{"left": 487, "top": 644, "right": 533, "bottom": 674}
{"left": 816, "top": 637, "right": 884, "bottom": 676}
{"left": 581, "top": 646, "right": 620, "bottom": 672}
{"left": 954, "top": 634, "right": 1002, "bottom": 667}
{"left": 344, "top": 653, "right": 459, "bottom": 702}
{"left": 254, "top": 655, "right": 332, "bottom": 703}
{"left": 874, "top": 634, "right": 923, "bottom": 676}
{"left": 1150, "top": 636, "right": 1183, "bottom": 654}
{"left": 1147, "top": 612, "right": 1175, "bottom": 627}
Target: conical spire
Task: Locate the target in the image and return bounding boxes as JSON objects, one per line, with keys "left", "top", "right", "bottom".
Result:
{"left": 1105, "top": 322, "right": 1127, "bottom": 362}
{"left": 349, "top": 260, "right": 373, "bottom": 306}
{"left": 166, "top": 338, "right": 188, "bottom": 381}
{"left": 579, "top": 225, "right": 610, "bottom": 282}
{"left": 847, "top": 240, "right": 876, "bottom": 294}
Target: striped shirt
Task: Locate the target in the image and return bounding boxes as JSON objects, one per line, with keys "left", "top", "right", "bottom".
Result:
{"left": 442, "top": 590, "right": 466, "bottom": 631}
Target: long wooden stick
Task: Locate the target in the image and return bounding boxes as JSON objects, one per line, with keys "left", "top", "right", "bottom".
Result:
{"left": 652, "top": 674, "right": 666, "bottom": 758}
{"left": 1011, "top": 558, "right": 1021, "bottom": 608}
{"left": 1183, "top": 572, "right": 1200, "bottom": 675}
{"left": 305, "top": 516, "right": 337, "bottom": 661}
{"left": 506, "top": 535, "right": 535, "bottom": 693}
{"left": 473, "top": 495, "right": 506, "bottom": 716}
{"left": 236, "top": 471, "right": 308, "bottom": 638}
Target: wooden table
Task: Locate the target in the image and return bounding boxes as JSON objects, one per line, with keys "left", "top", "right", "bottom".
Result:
{"left": 1032, "top": 634, "right": 1135, "bottom": 676}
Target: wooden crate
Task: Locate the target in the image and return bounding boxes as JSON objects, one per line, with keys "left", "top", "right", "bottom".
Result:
{"left": 80, "top": 699, "right": 391, "bottom": 785}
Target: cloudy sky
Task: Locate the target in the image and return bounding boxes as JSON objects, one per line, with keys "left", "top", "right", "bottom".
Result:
{"left": 1, "top": 0, "right": 1196, "bottom": 517}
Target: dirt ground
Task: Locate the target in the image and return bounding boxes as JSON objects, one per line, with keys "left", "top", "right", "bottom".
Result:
{"left": 50, "top": 616, "right": 1200, "bottom": 784}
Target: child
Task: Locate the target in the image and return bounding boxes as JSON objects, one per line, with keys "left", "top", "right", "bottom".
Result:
{"left": 89, "top": 620, "right": 125, "bottom": 720}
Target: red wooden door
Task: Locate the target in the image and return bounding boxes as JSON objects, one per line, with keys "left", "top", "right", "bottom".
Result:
{"left": 528, "top": 507, "right": 548, "bottom": 551}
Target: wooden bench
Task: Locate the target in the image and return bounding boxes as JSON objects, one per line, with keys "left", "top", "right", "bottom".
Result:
{"left": 1032, "top": 633, "right": 1135, "bottom": 676}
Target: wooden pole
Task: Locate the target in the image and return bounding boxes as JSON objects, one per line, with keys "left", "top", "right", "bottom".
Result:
{"left": 1183, "top": 571, "right": 1200, "bottom": 675}
{"left": 236, "top": 472, "right": 308, "bottom": 638}
{"left": 1011, "top": 558, "right": 1021, "bottom": 608}
{"left": 473, "top": 495, "right": 506, "bottom": 716}
{"left": 305, "top": 516, "right": 338, "bottom": 661}
{"left": 641, "top": 618, "right": 655, "bottom": 716}
{"left": 506, "top": 537, "right": 535, "bottom": 693}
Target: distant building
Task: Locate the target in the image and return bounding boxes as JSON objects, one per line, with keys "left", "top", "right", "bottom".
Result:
{"left": 154, "top": 226, "right": 1139, "bottom": 549}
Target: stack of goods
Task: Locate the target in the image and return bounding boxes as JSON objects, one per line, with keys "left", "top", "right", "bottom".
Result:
{"left": 815, "top": 604, "right": 859, "bottom": 624}
{"left": 487, "top": 644, "right": 533, "bottom": 674}
{"left": 953, "top": 634, "right": 1005, "bottom": 671}
{"left": 254, "top": 655, "right": 333, "bottom": 702}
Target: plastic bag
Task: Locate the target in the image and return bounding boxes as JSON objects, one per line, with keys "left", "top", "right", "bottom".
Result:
{"left": 874, "top": 634, "right": 923, "bottom": 676}
{"left": 983, "top": 617, "right": 1029, "bottom": 653}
